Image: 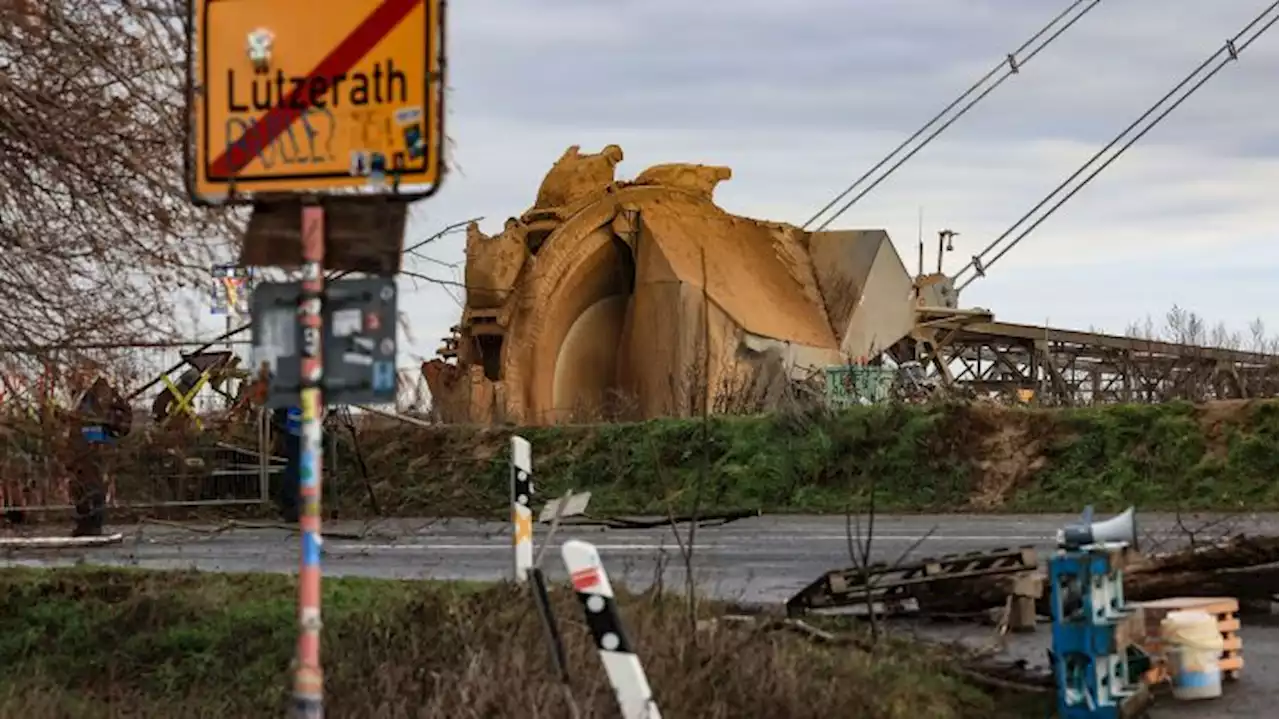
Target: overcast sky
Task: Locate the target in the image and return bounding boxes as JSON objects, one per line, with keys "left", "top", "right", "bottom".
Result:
{"left": 198, "top": 0, "right": 1280, "bottom": 371}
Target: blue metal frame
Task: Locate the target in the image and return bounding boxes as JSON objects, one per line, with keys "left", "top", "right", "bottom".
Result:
{"left": 1048, "top": 545, "right": 1147, "bottom": 719}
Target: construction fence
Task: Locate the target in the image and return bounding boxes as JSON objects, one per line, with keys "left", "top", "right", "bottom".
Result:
{"left": 0, "top": 341, "right": 282, "bottom": 514}
{"left": 0, "top": 339, "right": 428, "bottom": 516}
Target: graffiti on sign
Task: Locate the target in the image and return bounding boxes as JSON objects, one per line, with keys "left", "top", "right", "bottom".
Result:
{"left": 188, "top": 0, "right": 446, "bottom": 202}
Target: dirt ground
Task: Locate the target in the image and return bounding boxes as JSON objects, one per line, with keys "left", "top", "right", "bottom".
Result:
{"left": 908, "top": 615, "right": 1278, "bottom": 719}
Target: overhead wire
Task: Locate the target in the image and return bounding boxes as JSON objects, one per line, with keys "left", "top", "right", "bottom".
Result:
{"left": 803, "top": 0, "right": 1103, "bottom": 232}
{"left": 126, "top": 216, "right": 480, "bottom": 400}
{"left": 952, "top": 2, "right": 1279, "bottom": 292}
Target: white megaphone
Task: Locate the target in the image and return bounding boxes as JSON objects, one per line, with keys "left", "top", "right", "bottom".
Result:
{"left": 1056, "top": 506, "right": 1138, "bottom": 550}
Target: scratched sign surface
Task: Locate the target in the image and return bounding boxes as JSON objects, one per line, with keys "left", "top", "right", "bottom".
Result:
{"left": 189, "top": 0, "right": 444, "bottom": 202}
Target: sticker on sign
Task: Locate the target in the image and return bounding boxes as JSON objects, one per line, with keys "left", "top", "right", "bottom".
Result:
{"left": 187, "top": 0, "right": 446, "bottom": 204}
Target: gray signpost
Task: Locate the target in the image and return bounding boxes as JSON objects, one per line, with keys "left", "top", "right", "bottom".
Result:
{"left": 250, "top": 277, "right": 399, "bottom": 407}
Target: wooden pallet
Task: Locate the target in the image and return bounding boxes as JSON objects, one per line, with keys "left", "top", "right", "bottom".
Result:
{"left": 1136, "top": 597, "right": 1242, "bottom": 685}
{"left": 786, "top": 546, "right": 1038, "bottom": 615}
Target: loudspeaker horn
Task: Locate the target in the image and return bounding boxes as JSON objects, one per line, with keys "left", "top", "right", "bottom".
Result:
{"left": 1056, "top": 505, "right": 1138, "bottom": 550}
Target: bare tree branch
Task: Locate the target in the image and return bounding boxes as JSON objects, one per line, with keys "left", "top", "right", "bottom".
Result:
{"left": 0, "top": 0, "right": 240, "bottom": 385}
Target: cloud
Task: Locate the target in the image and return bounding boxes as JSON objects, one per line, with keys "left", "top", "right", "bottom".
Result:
{"left": 193, "top": 0, "right": 1280, "bottom": 372}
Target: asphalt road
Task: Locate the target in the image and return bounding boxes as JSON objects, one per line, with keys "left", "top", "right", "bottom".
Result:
{"left": 3, "top": 512, "right": 1276, "bottom": 717}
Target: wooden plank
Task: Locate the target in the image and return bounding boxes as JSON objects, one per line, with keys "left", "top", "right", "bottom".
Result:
{"left": 1138, "top": 596, "right": 1238, "bottom": 612}
{"left": 789, "top": 546, "right": 1039, "bottom": 614}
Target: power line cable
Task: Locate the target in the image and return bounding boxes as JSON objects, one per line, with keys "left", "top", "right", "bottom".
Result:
{"left": 804, "top": 0, "right": 1103, "bottom": 232}
{"left": 953, "top": 2, "right": 1278, "bottom": 292}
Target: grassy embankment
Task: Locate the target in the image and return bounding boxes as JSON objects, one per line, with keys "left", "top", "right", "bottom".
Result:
{"left": 335, "top": 400, "right": 1278, "bottom": 517}
{"left": 71, "top": 399, "right": 1273, "bottom": 520}
{"left": 0, "top": 567, "right": 1045, "bottom": 718}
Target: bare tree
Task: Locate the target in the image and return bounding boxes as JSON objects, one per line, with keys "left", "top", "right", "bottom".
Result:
{"left": 0, "top": 1, "right": 239, "bottom": 380}
{"left": 1244, "top": 318, "right": 1264, "bottom": 353}
{"left": 1124, "top": 314, "right": 1157, "bottom": 341}
{"left": 1207, "top": 321, "right": 1241, "bottom": 351}
{"left": 1163, "top": 304, "right": 1206, "bottom": 346}
{"left": 1128, "top": 307, "right": 1276, "bottom": 353}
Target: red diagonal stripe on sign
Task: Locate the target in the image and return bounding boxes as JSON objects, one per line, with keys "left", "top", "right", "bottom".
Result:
{"left": 207, "top": 0, "right": 423, "bottom": 178}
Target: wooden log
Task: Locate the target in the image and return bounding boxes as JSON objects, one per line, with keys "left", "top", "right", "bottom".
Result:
{"left": 1125, "top": 563, "right": 1278, "bottom": 602}
{"left": 918, "top": 537, "right": 1278, "bottom": 615}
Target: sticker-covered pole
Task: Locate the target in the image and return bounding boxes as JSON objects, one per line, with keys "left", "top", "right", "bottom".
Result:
{"left": 293, "top": 202, "right": 326, "bottom": 719}
{"left": 561, "top": 539, "right": 662, "bottom": 719}
{"left": 511, "top": 435, "right": 534, "bottom": 582}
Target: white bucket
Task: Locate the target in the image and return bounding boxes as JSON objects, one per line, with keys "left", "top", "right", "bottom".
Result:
{"left": 1160, "top": 609, "right": 1224, "bottom": 700}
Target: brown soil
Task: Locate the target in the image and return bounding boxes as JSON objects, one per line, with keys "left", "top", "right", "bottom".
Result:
{"left": 1194, "top": 399, "right": 1269, "bottom": 459}
{"left": 970, "top": 420, "right": 1050, "bottom": 510}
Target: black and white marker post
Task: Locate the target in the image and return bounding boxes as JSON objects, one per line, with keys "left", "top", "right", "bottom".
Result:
{"left": 511, "top": 435, "right": 534, "bottom": 582}
{"left": 561, "top": 539, "right": 662, "bottom": 719}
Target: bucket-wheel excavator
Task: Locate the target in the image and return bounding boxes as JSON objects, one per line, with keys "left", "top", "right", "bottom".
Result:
{"left": 423, "top": 145, "right": 919, "bottom": 425}
{"left": 424, "top": 2, "right": 1278, "bottom": 424}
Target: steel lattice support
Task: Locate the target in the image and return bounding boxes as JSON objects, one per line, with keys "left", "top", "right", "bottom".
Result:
{"left": 895, "top": 314, "right": 1279, "bottom": 405}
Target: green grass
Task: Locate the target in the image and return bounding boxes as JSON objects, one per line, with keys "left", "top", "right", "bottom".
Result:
{"left": 1008, "top": 401, "right": 1279, "bottom": 511}
{"left": 45, "top": 399, "right": 1274, "bottom": 521}
{"left": 0, "top": 567, "right": 1044, "bottom": 718}
{"left": 335, "top": 400, "right": 1278, "bottom": 517}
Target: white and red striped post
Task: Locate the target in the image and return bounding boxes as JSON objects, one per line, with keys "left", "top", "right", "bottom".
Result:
{"left": 561, "top": 539, "right": 662, "bottom": 719}
{"left": 292, "top": 202, "right": 327, "bottom": 718}
{"left": 511, "top": 435, "right": 534, "bottom": 582}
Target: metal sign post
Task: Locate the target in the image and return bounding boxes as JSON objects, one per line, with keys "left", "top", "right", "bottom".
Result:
{"left": 293, "top": 203, "right": 327, "bottom": 718}
{"left": 186, "top": 2, "right": 447, "bottom": 716}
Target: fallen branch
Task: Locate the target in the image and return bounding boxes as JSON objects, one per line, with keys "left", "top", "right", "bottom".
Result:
{"left": 0, "top": 532, "right": 125, "bottom": 549}
{"left": 1127, "top": 534, "right": 1277, "bottom": 574}
{"left": 952, "top": 666, "right": 1052, "bottom": 695}
{"left": 137, "top": 517, "right": 380, "bottom": 541}
{"left": 561, "top": 508, "right": 760, "bottom": 530}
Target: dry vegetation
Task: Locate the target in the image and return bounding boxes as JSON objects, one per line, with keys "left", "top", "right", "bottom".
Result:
{"left": 1122, "top": 304, "right": 1278, "bottom": 354}
{"left": 0, "top": 0, "right": 238, "bottom": 380}
{"left": 0, "top": 567, "right": 1044, "bottom": 719}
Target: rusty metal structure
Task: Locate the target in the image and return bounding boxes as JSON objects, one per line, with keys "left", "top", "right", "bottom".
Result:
{"left": 891, "top": 5, "right": 1280, "bottom": 405}
{"left": 424, "top": 145, "right": 898, "bottom": 425}
{"left": 823, "top": 4, "right": 1280, "bottom": 408}
{"left": 423, "top": 3, "right": 1279, "bottom": 424}
{"left": 896, "top": 307, "right": 1279, "bottom": 406}
{"left": 423, "top": 144, "right": 1277, "bottom": 425}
